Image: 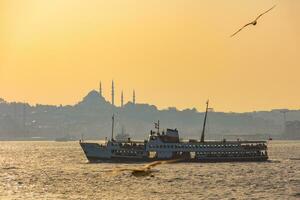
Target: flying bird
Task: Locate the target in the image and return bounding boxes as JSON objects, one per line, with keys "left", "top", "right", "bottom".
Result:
{"left": 231, "top": 5, "right": 276, "bottom": 37}
{"left": 108, "top": 159, "right": 180, "bottom": 177}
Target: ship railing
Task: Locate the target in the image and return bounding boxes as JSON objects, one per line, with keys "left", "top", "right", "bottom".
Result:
{"left": 241, "top": 143, "right": 267, "bottom": 150}
{"left": 196, "top": 151, "right": 268, "bottom": 157}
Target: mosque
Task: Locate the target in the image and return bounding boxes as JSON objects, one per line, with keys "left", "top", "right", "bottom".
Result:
{"left": 99, "top": 80, "right": 136, "bottom": 108}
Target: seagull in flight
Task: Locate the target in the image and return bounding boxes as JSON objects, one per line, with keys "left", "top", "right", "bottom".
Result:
{"left": 231, "top": 5, "right": 276, "bottom": 37}
{"left": 108, "top": 159, "right": 180, "bottom": 177}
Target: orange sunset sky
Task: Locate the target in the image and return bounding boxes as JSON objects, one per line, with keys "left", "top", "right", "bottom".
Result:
{"left": 0, "top": 0, "right": 299, "bottom": 112}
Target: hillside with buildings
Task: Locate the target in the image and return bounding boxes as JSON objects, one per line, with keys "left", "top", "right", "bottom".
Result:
{"left": 0, "top": 82, "right": 299, "bottom": 140}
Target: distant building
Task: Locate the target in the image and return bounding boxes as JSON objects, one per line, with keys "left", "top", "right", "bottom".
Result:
{"left": 285, "top": 120, "right": 300, "bottom": 139}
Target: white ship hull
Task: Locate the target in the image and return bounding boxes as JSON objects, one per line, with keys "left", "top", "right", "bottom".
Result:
{"left": 80, "top": 140, "right": 268, "bottom": 163}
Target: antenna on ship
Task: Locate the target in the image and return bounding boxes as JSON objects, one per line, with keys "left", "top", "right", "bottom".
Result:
{"left": 111, "top": 114, "right": 115, "bottom": 141}
{"left": 155, "top": 120, "right": 160, "bottom": 133}
{"left": 200, "top": 100, "right": 209, "bottom": 143}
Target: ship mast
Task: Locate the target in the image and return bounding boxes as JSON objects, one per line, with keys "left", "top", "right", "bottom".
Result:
{"left": 201, "top": 100, "right": 209, "bottom": 143}
{"left": 155, "top": 120, "right": 160, "bottom": 134}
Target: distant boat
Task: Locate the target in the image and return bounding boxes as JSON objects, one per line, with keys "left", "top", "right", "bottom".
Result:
{"left": 114, "top": 125, "right": 131, "bottom": 142}
{"left": 115, "top": 133, "right": 130, "bottom": 142}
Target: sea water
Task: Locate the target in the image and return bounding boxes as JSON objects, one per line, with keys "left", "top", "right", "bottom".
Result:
{"left": 0, "top": 141, "right": 299, "bottom": 199}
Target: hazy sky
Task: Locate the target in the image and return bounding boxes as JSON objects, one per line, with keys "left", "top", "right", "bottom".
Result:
{"left": 1, "top": 0, "right": 299, "bottom": 112}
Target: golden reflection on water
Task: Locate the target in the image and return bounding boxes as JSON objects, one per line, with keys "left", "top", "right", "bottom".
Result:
{"left": 0, "top": 141, "right": 299, "bottom": 199}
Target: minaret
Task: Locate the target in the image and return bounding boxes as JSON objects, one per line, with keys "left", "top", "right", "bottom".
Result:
{"left": 133, "top": 90, "right": 136, "bottom": 105}
{"left": 121, "top": 90, "right": 124, "bottom": 108}
{"left": 111, "top": 80, "right": 115, "bottom": 106}
{"left": 99, "top": 81, "right": 102, "bottom": 97}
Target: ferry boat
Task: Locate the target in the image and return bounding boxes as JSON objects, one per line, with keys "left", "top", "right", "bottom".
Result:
{"left": 80, "top": 101, "right": 268, "bottom": 162}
